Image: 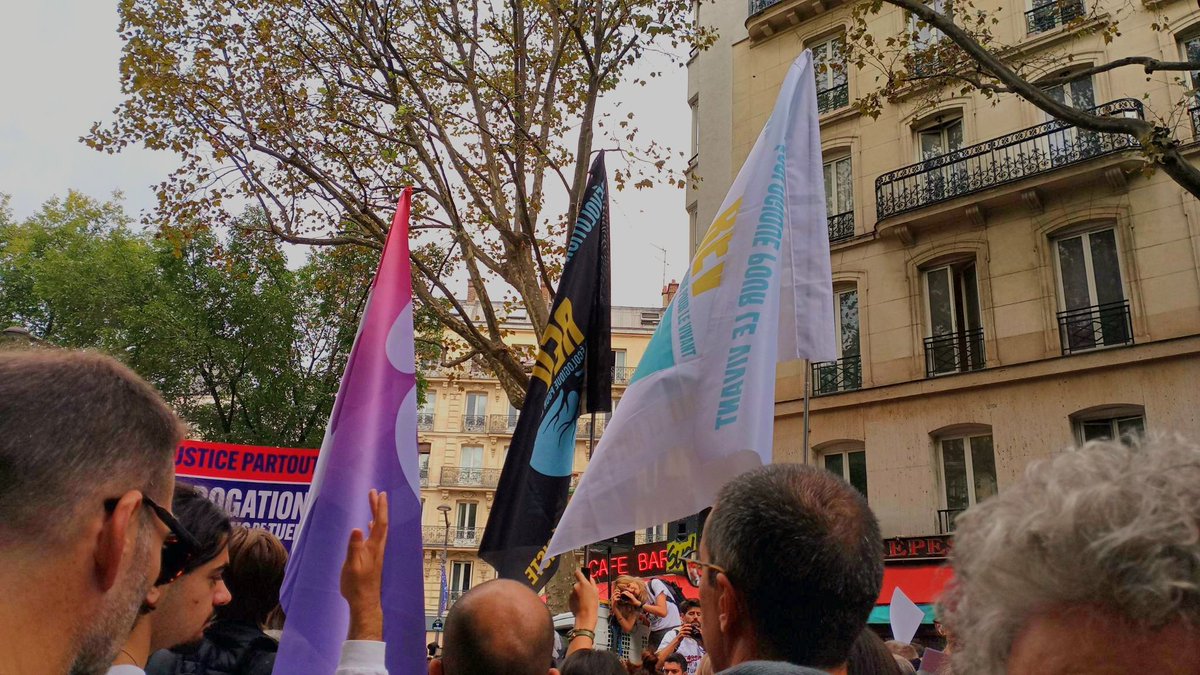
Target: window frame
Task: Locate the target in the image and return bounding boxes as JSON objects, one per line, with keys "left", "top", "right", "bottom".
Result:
{"left": 821, "top": 446, "right": 868, "bottom": 500}
{"left": 1051, "top": 225, "right": 1127, "bottom": 313}
{"left": 937, "top": 432, "right": 997, "bottom": 510}
{"left": 823, "top": 154, "right": 854, "bottom": 218}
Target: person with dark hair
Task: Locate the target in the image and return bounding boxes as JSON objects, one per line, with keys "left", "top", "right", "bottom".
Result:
{"left": 655, "top": 598, "right": 704, "bottom": 673}
{"left": 560, "top": 649, "right": 625, "bottom": 675}
{"left": 145, "top": 526, "right": 288, "bottom": 675}
{"left": 660, "top": 653, "right": 688, "bottom": 675}
{"left": 109, "top": 482, "right": 234, "bottom": 674}
{"left": 846, "top": 630, "right": 902, "bottom": 675}
{"left": 0, "top": 350, "right": 187, "bottom": 675}
{"left": 687, "top": 464, "right": 884, "bottom": 674}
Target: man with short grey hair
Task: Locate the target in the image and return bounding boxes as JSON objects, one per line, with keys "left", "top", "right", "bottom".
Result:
{"left": 941, "top": 435, "right": 1200, "bottom": 675}
{"left": 691, "top": 463, "right": 884, "bottom": 674}
{"left": 0, "top": 350, "right": 185, "bottom": 675}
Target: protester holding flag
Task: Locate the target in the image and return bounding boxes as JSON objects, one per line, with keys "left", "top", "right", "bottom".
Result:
{"left": 479, "top": 152, "right": 613, "bottom": 589}
{"left": 545, "top": 50, "right": 836, "bottom": 565}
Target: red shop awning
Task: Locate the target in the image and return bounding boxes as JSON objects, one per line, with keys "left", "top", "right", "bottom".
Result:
{"left": 876, "top": 563, "right": 955, "bottom": 605}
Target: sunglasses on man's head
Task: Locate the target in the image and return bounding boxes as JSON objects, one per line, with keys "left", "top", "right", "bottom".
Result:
{"left": 104, "top": 494, "right": 200, "bottom": 586}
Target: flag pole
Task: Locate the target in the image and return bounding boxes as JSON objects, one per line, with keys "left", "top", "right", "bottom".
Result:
{"left": 802, "top": 361, "right": 811, "bottom": 465}
{"left": 587, "top": 411, "right": 597, "bottom": 460}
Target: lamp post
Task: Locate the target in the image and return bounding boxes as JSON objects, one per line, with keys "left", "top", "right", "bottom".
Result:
{"left": 436, "top": 504, "right": 452, "bottom": 648}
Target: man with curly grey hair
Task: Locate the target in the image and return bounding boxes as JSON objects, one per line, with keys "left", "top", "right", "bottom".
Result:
{"left": 940, "top": 435, "right": 1200, "bottom": 674}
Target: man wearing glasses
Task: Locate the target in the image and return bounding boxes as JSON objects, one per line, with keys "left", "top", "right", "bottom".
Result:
{"left": 683, "top": 464, "right": 884, "bottom": 675}
{"left": 0, "top": 350, "right": 186, "bottom": 675}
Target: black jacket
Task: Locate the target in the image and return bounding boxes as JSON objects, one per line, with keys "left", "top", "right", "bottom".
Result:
{"left": 144, "top": 620, "right": 277, "bottom": 675}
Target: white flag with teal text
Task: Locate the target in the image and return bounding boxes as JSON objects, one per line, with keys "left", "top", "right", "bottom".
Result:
{"left": 545, "top": 52, "right": 835, "bottom": 562}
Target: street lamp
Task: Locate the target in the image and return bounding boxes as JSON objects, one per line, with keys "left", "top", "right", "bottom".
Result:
{"left": 436, "top": 504, "right": 452, "bottom": 648}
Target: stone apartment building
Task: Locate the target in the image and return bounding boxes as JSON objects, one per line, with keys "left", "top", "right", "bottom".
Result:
{"left": 416, "top": 298, "right": 667, "bottom": 634}
{"left": 688, "top": 0, "right": 1200, "bottom": 624}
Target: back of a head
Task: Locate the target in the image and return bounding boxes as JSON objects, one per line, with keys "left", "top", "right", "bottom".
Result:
{"left": 846, "top": 629, "right": 903, "bottom": 675}
{"left": 940, "top": 435, "right": 1200, "bottom": 675}
{"left": 560, "top": 649, "right": 625, "bottom": 675}
{"left": 217, "top": 525, "right": 287, "bottom": 626}
{"left": 172, "top": 482, "right": 233, "bottom": 571}
{"left": 706, "top": 463, "right": 883, "bottom": 669}
{"left": 0, "top": 350, "right": 182, "bottom": 550}
{"left": 441, "top": 579, "right": 554, "bottom": 675}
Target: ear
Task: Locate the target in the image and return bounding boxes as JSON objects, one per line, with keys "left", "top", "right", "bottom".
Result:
{"left": 715, "top": 572, "right": 739, "bottom": 634}
{"left": 95, "top": 490, "right": 143, "bottom": 592}
{"left": 549, "top": 669, "right": 560, "bottom": 675}
{"left": 428, "top": 657, "right": 443, "bottom": 675}
{"left": 144, "top": 580, "right": 163, "bottom": 610}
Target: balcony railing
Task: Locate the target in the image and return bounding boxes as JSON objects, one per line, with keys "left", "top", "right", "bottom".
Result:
{"left": 448, "top": 589, "right": 467, "bottom": 605}
{"left": 461, "top": 414, "right": 487, "bottom": 433}
{"left": 876, "top": 99, "right": 1143, "bottom": 220}
{"left": 828, "top": 211, "right": 854, "bottom": 243}
{"left": 417, "top": 412, "right": 434, "bottom": 431}
{"left": 1025, "top": 0, "right": 1085, "bottom": 34}
{"left": 748, "top": 0, "right": 785, "bottom": 14}
{"left": 938, "top": 508, "right": 965, "bottom": 534}
{"left": 924, "top": 327, "right": 986, "bottom": 377}
{"left": 1191, "top": 106, "right": 1200, "bottom": 138}
{"left": 421, "top": 526, "right": 481, "bottom": 548}
{"left": 1057, "top": 300, "right": 1133, "bottom": 355}
{"left": 812, "top": 355, "right": 862, "bottom": 396}
{"left": 613, "top": 365, "right": 636, "bottom": 385}
{"left": 817, "top": 83, "right": 849, "bottom": 115}
{"left": 578, "top": 416, "right": 607, "bottom": 440}
{"left": 419, "top": 466, "right": 429, "bottom": 487}
{"left": 440, "top": 466, "right": 501, "bottom": 489}
{"left": 488, "top": 414, "right": 519, "bottom": 434}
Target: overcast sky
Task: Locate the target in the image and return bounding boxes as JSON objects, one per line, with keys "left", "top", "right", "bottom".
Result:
{"left": 0, "top": 2, "right": 691, "bottom": 309}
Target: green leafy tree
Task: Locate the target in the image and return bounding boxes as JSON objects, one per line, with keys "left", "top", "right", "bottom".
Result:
{"left": 89, "top": 0, "right": 709, "bottom": 407}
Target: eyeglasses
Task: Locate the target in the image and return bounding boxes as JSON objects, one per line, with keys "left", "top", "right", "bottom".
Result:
{"left": 104, "top": 494, "right": 200, "bottom": 586}
{"left": 682, "top": 554, "right": 729, "bottom": 587}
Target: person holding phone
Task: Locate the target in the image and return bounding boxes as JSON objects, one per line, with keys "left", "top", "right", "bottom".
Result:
{"left": 656, "top": 599, "right": 705, "bottom": 674}
{"left": 610, "top": 575, "right": 681, "bottom": 650}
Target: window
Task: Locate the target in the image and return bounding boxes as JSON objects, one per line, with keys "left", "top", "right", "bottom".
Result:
{"left": 910, "top": 0, "right": 950, "bottom": 76}
{"left": 939, "top": 433, "right": 997, "bottom": 531}
{"left": 450, "top": 561, "right": 473, "bottom": 602}
{"left": 613, "top": 349, "right": 630, "bottom": 384}
{"left": 689, "top": 96, "right": 700, "bottom": 161}
{"left": 640, "top": 523, "right": 668, "bottom": 544}
{"left": 455, "top": 502, "right": 478, "bottom": 545}
{"left": 460, "top": 445, "right": 483, "bottom": 469}
{"left": 824, "top": 156, "right": 854, "bottom": 242}
{"left": 924, "top": 260, "right": 985, "bottom": 376}
{"left": 1073, "top": 406, "right": 1145, "bottom": 446}
{"left": 419, "top": 443, "right": 431, "bottom": 485}
{"left": 1041, "top": 76, "right": 1098, "bottom": 165}
{"left": 916, "top": 117, "right": 965, "bottom": 202}
{"left": 812, "top": 36, "right": 848, "bottom": 114}
{"left": 419, "top": 391, "right": 436, "bottom": 431}
{"left": 464, "top": 392, "right": 487, "bottom": 431}
{"left": 1054, "top": 227, "right": 1130, "bottom": 353}
{"left": 823, "top": 448, "right": 868, "bottom": 499}
{"left": 1184, "top": 37, "right": 1200, "bottom": 133}
{"left": 506, "top": 404, "right": 520, "bottom": 431}
{"left": 1026, "top": 0, "right": 1085, "bottom": 35}
{"left": 813, "top": 286, "right": 861, "bottom": 394}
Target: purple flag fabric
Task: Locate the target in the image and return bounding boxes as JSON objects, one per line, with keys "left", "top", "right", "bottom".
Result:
{"left": 274, "top": 189, "right": 425, "bottom": 674}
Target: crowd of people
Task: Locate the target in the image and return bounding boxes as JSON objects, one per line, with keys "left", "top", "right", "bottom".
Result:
{"left": 2, "top": 348, "right": 1199, "bottom": 675}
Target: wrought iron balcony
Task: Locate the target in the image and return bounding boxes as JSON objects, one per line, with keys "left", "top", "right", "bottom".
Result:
{"left": 811, "top": 355, "right": 862, "bottom": 396}
{"left": 461, "top": 414, "right": 487, "bottom": 433}
{"left": 488, "top": 414, "right": 519, "bottom": 434}
{"left": 422, "top": 525, "right": 481, "bottom": 547}
{"left": 419, "top": 466, "right": 429, "bottom": 487}
{"left": 876, "top": 99, "right": 1143, "bottom": 221}
{"left": 448, "top": 589, "right": 467, "bottom": 605}
{"left": 924, "top": 327, "right": 986, "bottom": 378}
{"left": 828, "top": 211, "right": 854, "bottom": 243}
{"left": 817, "top": 83, "right": 849, "bottom": 115}
{"left": 1191, "top": 106, "right": 1200, "bottom": 137}
{"left": 748, "top": 0, "right": 785, "bottom": 14}
{"left": 578, "top": 416, "right": 607, "bottom": 440}
{"left": 1057, "top": 300, "right": 1133, "bottom": 355}
{"left": 612, "top": 365, "right": 636, "bottom": 385}
{"left": 440, "top": 466, "right": 501, "bottom": 489}
{"left": 1025, "top": 0, "right": 1086, "bottom": 35}
{"left": 938, "top": 508, "right": 965, "bottom": 534}
{"left": 417, "top": 412, "right": 434, "bottom": 431}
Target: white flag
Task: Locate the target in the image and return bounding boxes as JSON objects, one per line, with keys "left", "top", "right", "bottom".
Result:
{"left": 545, "top": 51, "right": 835, "bottom": 563}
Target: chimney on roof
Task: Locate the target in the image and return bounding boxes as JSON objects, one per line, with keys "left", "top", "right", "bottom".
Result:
{"left": 465, "top": 283, "right": 478, "bottom": 304}
{"left": 661, "top": 279, "right": 679, "bottom": 308}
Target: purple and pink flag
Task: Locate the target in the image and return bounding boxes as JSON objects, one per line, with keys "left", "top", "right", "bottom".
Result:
{"left": 275, "top": 189, "right": 425, "bottom": 674}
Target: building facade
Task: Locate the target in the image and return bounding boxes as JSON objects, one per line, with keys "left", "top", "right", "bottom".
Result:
{"left": 689, "top": 0, "right": 1200, "bottom": 544}
{"left": 417, "top": 301, "right": 666, "bottom": 634}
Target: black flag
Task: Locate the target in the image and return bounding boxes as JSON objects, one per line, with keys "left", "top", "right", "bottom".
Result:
{"left": 478, "top": 152, "right": 612, "bottom": 589}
